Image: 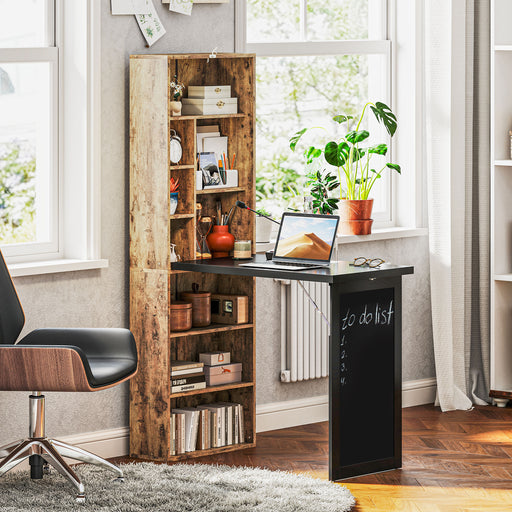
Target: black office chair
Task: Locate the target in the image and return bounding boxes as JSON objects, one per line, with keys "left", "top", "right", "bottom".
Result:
{"left": 0, "top": 250, "right": 137, "bottom": 503}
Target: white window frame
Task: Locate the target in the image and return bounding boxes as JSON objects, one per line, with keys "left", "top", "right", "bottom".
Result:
{"left": 236, "top": 0, "right": 425, "bottom": 230}
{"left": 1, "top": 0, "right": 107, "bottom": 274}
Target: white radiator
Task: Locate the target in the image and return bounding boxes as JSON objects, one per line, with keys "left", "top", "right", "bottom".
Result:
{"left": 279, "top": 280, "right": 330, "bottom": 382}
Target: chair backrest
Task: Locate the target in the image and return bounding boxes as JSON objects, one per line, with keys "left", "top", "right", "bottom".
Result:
{"left": 0, "top": 250, "right": 24, "bottom": 344}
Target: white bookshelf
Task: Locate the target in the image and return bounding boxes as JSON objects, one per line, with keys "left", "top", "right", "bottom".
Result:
{"left": 490, "top": 0, "right": 512, "bottom": 404}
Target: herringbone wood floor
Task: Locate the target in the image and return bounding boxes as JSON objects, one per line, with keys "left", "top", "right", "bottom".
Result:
{"left": 119, "top": 405, "right": 512, "bottom": 511}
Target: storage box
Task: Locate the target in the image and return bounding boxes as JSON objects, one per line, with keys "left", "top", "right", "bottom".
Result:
{"left": 182, "top": 97, "right": 238, "bottom": 115}
{"left": 199, "top": 351, "right": 231, "bottom": 366}
{"left": 204, "top": 363, "right": 242, "bottom": 386}
{"left": 188, "top": 85, "right": 231, "bottom": 99}
{"left": 211, "top": 294, "right": 249, "bottom": 325}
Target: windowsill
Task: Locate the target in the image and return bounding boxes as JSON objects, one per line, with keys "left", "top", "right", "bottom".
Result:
{"left": 8, "top": 258, "right": 109, "bottom": 277}
{"left": 255, "top": 226, "right": 428, "bottom": 253}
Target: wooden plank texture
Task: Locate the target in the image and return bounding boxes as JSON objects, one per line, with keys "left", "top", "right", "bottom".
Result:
{"left": 130, "top": 56, "right": 170, "bottom": 270}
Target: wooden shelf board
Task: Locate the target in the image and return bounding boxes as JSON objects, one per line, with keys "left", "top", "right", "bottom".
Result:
{"left": 170, "top": 323, "right": 254, "bottom": 338}
{"left": 197, "top": 187, "right": 246, "bottom": 195}
{"left": 170, "top": 113, "right": 246, "bottom": 121}
{"left": 490, "top": 389, "right": 512, "bottom": 399}
{"left": 171, "top": 165, "right": 195, "bottom": 170}
{"left": 495, "top": 45, "right": 512, "bottom": 52}
{"left": 170, "top": 213, "right": 194, "bottom": 219}
{"left": 166, "top": 442, "right": 256, "bottom": 461}
{"left": 495, "top": 160, "right": 512, "bottom": 167}
{"left": 171, "top": 381, "right": 254, "bottom": 399}
{"left": 494, "top": 274, "right": 512, "bottom": 282}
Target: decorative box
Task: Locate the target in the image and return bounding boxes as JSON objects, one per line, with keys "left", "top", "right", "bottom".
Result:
{"left": 182, "top": 97, "right": 238, "bottom": 115}
{"left": 204, "top": 363, "right": 242, "bottom": 386}
{"left": 211, "top": 294, "right": 249, "bottom": 325}
{"left": 199, "top": 351, "right": 231, "bottom": 366}
{"left": 188, "top": 85, "right": 231, "bottom": 99}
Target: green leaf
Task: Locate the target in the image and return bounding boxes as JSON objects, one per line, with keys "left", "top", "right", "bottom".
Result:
{"left": 289, "top": 128, "right": 307, "bottom": 151}
{"left": 304, "top": 146, "right": 322, "bottom": 164}
{"left": 367, "top": 144, "right": 388, "bottom": 155}
{"left": 346, "top": 130, "right": 370, "bottom": 144}
{"left": 333, "top": 114, "right": 354, "bottom": 124}
{"left": 370, "top": 102, "right": 397, "bottom": 136}
{"left": 324, "top": 141, "right": 350, "bottom": 167}
{"left": 386, "top": 163, "right": 401, "bottom": 174}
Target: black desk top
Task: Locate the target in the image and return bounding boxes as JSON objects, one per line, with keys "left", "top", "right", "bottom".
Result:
{"left": 173, "top": 254, "right": 414, "bottom": 284}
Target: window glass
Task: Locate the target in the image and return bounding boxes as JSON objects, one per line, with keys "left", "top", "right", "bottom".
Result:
{"left": 0, "top": 0, "right": 52, "bottom": 48}
{"left": 307, "top": 0, "right": 370, "bottom": 40}
{"left": 0, "top": 62, "right": 52, "bottom": 244}
{"left": 256, "top": 54, "right": 389, "bottom": 218}
{"left": 247, "top": 0, "right": 302, "bottom": 43}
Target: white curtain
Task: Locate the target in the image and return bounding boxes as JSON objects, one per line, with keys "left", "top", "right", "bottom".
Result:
{"left": 425, "top": 0, "right": 490, "bottom": 411}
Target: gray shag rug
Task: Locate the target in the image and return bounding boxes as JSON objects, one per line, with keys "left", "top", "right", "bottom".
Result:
{"left": 0, "top": 462, "right": 355, "bottom": 511}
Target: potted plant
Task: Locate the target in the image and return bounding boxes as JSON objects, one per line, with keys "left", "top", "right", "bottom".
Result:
{"left": 170, "top": 177, "right": 179, "bottom": 215}
{"left": 290, "top": 101, "right": 400, "bottom": 235}
{"left": 305, "top": 170, "right": 340, "bottom": 215}
{"left": 170, "top": 76, "right": 184, "bottom": 116}
{"left": 255, "top": 207, "right": 274, "bottom": 243}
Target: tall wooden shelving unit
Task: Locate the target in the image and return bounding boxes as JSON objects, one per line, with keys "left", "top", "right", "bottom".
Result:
{"left": 129, "top": 54, "right": 256, "bottom": 460}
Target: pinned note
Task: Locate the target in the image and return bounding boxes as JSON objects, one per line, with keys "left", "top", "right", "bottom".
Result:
{"left": 135, "top": 0, "right": 166, "bottom": 46}
{"left": 168, "top": 0, "right": 194, "bottom": 15}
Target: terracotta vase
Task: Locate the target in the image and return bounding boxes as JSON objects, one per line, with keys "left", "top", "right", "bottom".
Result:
{"left": 338, "top": 199, "right": 374, "bottom": 235}
{"left": 206, "top": 225, "right": 235, "bottom": 258}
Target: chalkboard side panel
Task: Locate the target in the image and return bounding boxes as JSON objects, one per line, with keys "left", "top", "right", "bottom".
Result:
{"left": 329, "top": 277, "right": 403, "bottom": 481}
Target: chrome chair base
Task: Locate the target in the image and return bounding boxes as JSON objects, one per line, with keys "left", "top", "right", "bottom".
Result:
{"left": 0, "top": 393, "right": 123, "bottom": 503}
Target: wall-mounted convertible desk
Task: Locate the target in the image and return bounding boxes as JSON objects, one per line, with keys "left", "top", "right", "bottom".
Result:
{"left": 174, "top": 255, "right": 413, "bottom": 481}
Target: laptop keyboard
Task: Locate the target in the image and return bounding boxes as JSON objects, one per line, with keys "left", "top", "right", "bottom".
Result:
{"left": 275, "top": 261, "right": 321, "bottom": 268}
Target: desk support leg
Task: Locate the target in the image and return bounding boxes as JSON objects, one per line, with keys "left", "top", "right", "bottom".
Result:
{"left": 328, "top": 277, "right": 403, "bottom": 481}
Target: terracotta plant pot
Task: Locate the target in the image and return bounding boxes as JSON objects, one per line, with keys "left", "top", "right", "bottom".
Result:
{"left": 338, "top": 199, "right": 374, "bottom": 235}
{"left": 206, "top": 225, "right": 235, "bottom": 258}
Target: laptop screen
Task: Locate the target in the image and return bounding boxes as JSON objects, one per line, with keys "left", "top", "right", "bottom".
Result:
{"left": 273, "top": 213, "right": 339, "bottom": 263}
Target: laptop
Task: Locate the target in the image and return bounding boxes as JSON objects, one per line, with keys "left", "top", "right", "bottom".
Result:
{"left": 240, "top": 212, "right": 340, "bottom": 271}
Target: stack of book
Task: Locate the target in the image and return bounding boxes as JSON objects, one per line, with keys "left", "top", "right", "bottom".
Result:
{"left": 171, "top": 361, "right": 206, "bottom": 393}
{"left": 170, "top": 402, "right": 245, "bottom": 456}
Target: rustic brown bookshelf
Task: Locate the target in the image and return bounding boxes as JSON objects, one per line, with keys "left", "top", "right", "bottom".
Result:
{"left": 129, "top": 53, "right": 256, "bottom": 461}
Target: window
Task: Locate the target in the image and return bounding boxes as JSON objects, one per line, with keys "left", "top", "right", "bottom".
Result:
{"left": 0, "top": 0, "right": 58, "bottom": 256}
{"left": 0, "top": 1, "right": 104, "bottom": 269}
{"left": 236, "top": 0, "right": 394, "bottom": 225}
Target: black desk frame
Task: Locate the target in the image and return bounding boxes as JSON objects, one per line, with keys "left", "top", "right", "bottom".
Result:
{"left": 174, "top": 256, "right": 413, "bottom": 481}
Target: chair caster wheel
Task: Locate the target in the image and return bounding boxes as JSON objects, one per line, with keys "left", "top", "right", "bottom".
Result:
{"left": 76, "top": 494, "right": 86, "bottom": 504}
{"left": 43, "top": 463, "right": 51, "bottom": 475}
{"left": 114, "top": 476, "right": 125, "bottom": 483}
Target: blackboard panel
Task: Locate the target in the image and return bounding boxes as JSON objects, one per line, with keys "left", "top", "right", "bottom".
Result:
{"left": 337, "top": 287, "right": 395, "bottom": 467}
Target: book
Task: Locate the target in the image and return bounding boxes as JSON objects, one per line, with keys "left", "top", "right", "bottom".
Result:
{"left": 170, "top": 413, "right": 176, "bottom": 455}
{"left": 218, "top": 402, "right": 236, "bottom": 445}
{"left": 197, "top": 408, "right": 210, "bottom": 450}
{"left": 171, "top": 381, "right": 206, "bottom": 393}
{"left": 238, "top": 404, "right": 245, "bottom": 443}
{"left": 174, "top": 412, "right": 186, "bottom": 455}
{"left": 171, "top": 366, "right": 205, "bottom": 377}
{"left": 196, "top": 125, "right": 220, "bottom": 153}
{"left": 202, "top": 136, "right": 228, "bottom": 166}
{"left": 197, "top": 405, "right": 221, "bottom": 447}
{"left": 171, "top": 372, "right": 205, "bottom": 387}
{"left": 173, "top": 408, "right": 200, "bottom": 452}
{"left": 171, "top": 361, "right": 204, "bottom": 372}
